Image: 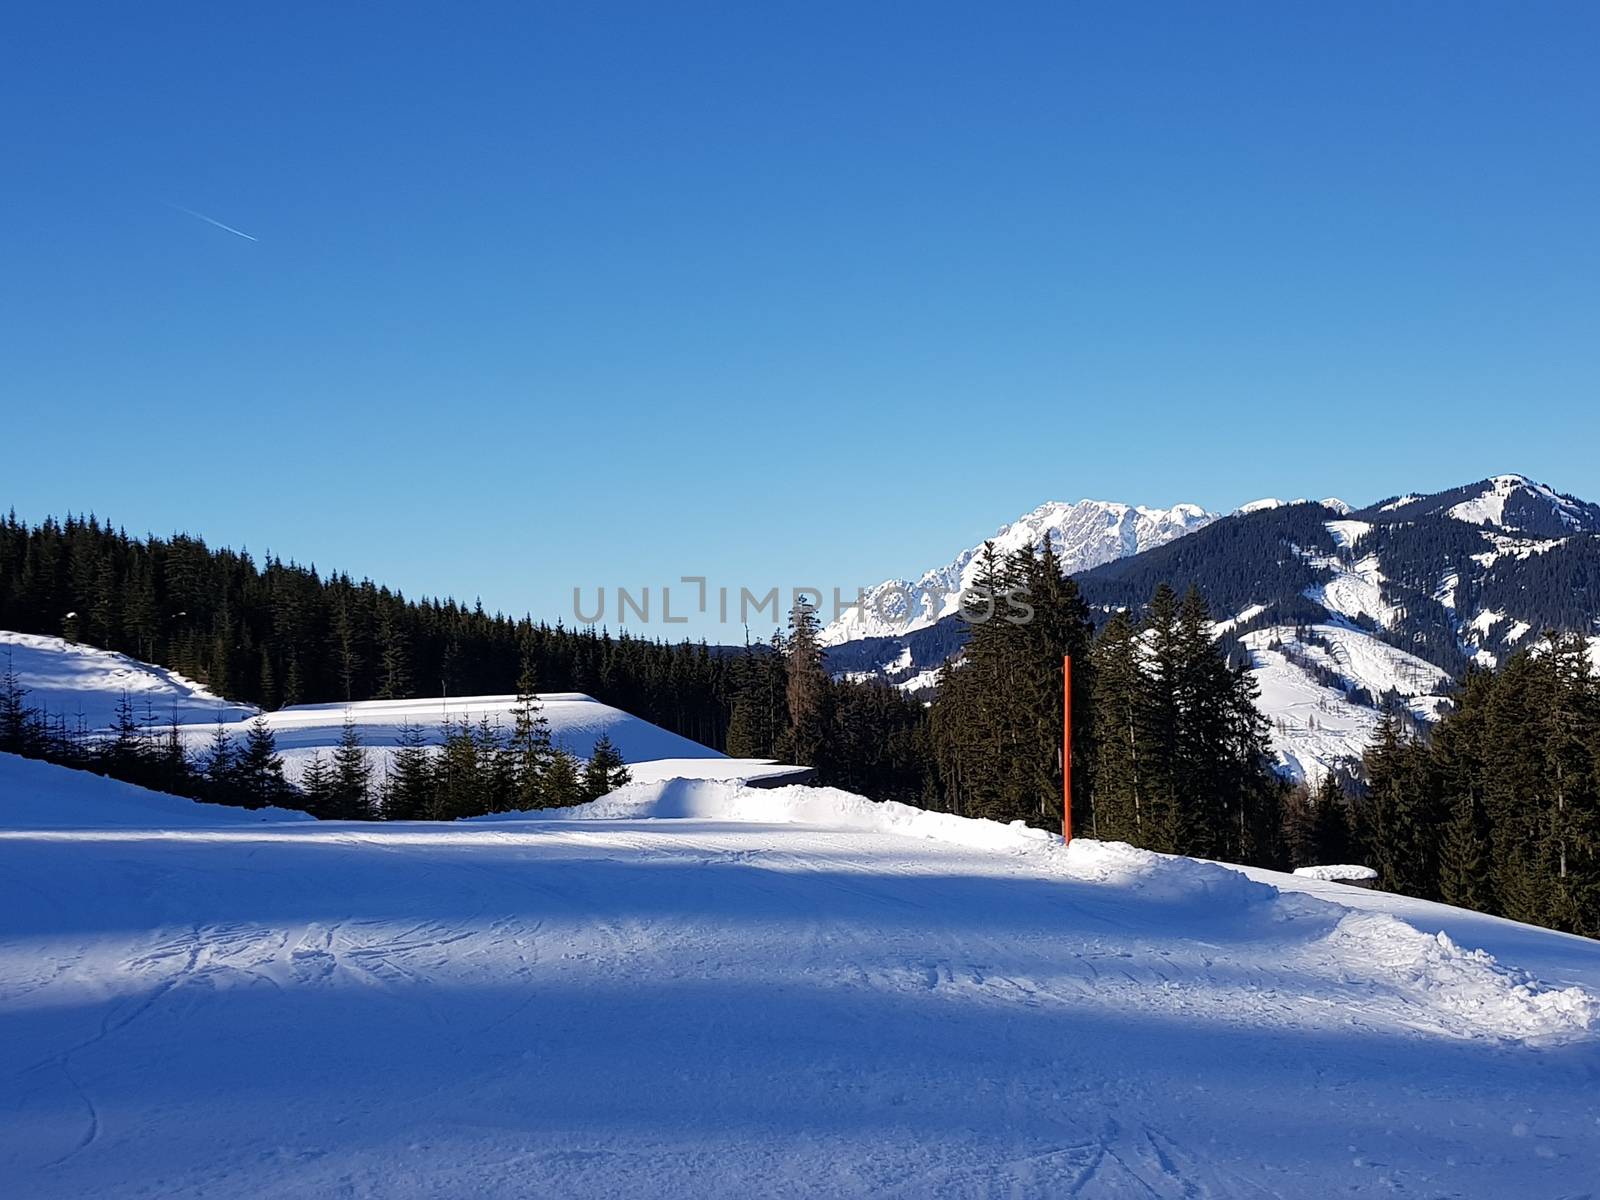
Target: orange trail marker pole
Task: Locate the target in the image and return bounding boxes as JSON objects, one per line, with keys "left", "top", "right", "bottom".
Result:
{"left": 1062, "top": 654, "right": 1073, "bottom": 846}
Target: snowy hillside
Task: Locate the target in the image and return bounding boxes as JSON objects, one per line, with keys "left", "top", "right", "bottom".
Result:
{"left": 0, "top": 630, "right": 255, "bottom": 729}
{"left": 3, "top": 760, "right": 1596, "bottom": 1198}
{"left": 2, "top": 631, "right": 799, "bottom": 786}
{"left": 1361, "top": 472, "right": 1600, "bottom": 536}
{"left": 821, "top": 498, "right": 1216, "bottom": 645}
{"left": 1239, "top": 623, "right": 1454, "bottom": 784}
{"left": 212, "top": 693, "right": 726, "bottom": 783}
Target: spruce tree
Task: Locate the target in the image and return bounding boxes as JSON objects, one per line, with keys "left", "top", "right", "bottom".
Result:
{"left": 235, "top": 717, "right": 291, "bottom": 809}
{"left": 201, "top": 721, "right": 236, "bottom": 803}
{"left": 782, "top": 596, "right": 830, "bottom": 769}
{"left": 0, "top": 654, "right": 38, "bottom": 755}
{"left": 582, "top": 735, "right": 630, "bottom": 800}
{"left": 542, "top": 748, "right": 582, "bottom": 809}
{"left": 1310, "top": 773, "right": 1353, "bottom": 865}
{"left": 508, "top": 653, "right": 552, "bottom": 809}
{"left": 300, "top": 751, "right": 336, "bottom": 817}
{"left": 1090, "top": 609, "right": 1145, "bottom": 842}
{"left": 328, "top": 713, "right": 375, "bottom": 820}
{"left": 382, "top": 722, "right": 435, "bottom": 820}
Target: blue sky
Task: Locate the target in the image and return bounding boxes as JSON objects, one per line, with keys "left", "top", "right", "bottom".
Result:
{"left": 4, "top": 3, "right": 1598, "bottom": 639}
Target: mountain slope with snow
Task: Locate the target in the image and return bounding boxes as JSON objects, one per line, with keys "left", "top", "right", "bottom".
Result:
{"left": 821, "top": 499, "right": 1216, "bottom": 645}
{"left": 4, "top": 762, "right": 1597, "bottom": 1197}
{"left": 827, "top": 475, "right": 1600, "bottom": 781}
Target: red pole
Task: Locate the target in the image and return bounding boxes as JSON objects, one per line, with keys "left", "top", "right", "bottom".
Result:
{"left": 1062, "top": 653, "right": 1073, "bottom": 845}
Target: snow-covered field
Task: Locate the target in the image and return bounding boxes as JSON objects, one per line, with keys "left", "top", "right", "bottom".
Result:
{"left": 3, "top": 757, "right": 1597, "bottom": 1198}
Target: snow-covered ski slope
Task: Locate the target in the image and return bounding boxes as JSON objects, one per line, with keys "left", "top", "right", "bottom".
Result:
{"left": 2, "top": 630, "right": 800, "bottom": 785}
{"left": 1238, "top": 622, "right": 1454, "bottom": 784}
{"left": 3, "top": 760, "right": 1597, "bottom": 1198}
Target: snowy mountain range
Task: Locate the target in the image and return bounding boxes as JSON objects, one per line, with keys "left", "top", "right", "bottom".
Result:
{"left": 821, "top": 500, "right": 1217, "bottom": 645}
{"left": 825, "top": 474, "right": 1600, "bottom": 783}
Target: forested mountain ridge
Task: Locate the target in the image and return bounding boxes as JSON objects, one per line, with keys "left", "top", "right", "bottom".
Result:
{"left": 829, "top": 474, "right": 1600, "bottom": 780}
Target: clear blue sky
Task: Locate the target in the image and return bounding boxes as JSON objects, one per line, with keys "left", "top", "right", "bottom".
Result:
{"left": 4, "top": 3, "right": 1597, "bottom": 639}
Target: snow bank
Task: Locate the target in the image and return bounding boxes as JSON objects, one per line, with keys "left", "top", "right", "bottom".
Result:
{"left": 1294, "top": 864, "right": 1378, "bottom": 883}
{"left": 1325, "top": 912, "right": 1598, "bottom": 1041}
{"left": 0, "top": 753, "right": 311, "bottom": 828}
{"left": 511, "top": 777, "right": 1061, "bottom": 854}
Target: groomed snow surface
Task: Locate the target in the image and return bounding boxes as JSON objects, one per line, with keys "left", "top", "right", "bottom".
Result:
{"left": 4, "top": 759, "right": 1598, "bottom": 1198}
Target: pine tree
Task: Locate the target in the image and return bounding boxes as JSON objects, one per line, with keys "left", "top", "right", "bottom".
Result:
{"left": 299, "top": 751, "right": 336, "bottom": 816}
{"left": 0, "top": 652, "right": 39, "bottom": 755}
{"left": 382, "top": 722, "right": 434, "bottom": 820}
{"left": 1309, "top": 773, "right": 1353, "bottom": 865}
{"left": 1090, "top": 609, "right": 1145, "bottom": 841}
{"left": 782, "top": 596, "right": 830, "bottom": 769}
{"left": 1015, "top": 537, "right": 1096, "bottom": 833}
{"left": 235, "top": 716, "right": 291, "bottom": 809}
{"left": 542, "top": 748, "right": 582, "bottom": 809}
{"left": 582, "top": 735, "right": 630, "bottom": 800}
{"left": 508, "top": 652, "right": 552, "bottom": 809}
{"left": 328, "top": 713, "right": 375, "bottom": 820}
{"left": 1357, "top": 714, "right": 1441, "bottom": 897}
{"left": 100, "top": 689, "right": 145, "bottom": 778}
{"left": 1140, "top": 584, "right": 1185, "bottom": 853}
{"left": 377, "top": 607, "right": 413, "bottom": 700}
{"left": 201, "top": 721, "right": 236, "bottom": 802}
{"left": 1280, "top": 785, "right": 1317, "bottom": 868}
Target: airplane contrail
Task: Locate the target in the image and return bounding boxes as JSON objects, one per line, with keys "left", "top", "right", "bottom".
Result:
{"left": 167, "top": 203, "right": 259, "bottom": 242}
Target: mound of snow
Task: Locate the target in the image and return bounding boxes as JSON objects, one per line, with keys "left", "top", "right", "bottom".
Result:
{"left": 1294, "top": 864, "right": 1378, "bottom": 883}
{"left": 1323, "top": 911, "right": 1597, "bottom": 1041}
{"left": 0, "top": 753, "right": 311, "bottom": 828}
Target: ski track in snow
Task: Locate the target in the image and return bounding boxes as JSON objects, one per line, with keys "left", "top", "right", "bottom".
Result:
{"left": 3, "top": 765, "right": 1599, "bottom": 1197}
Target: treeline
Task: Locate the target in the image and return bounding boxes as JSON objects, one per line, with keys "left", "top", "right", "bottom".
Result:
{"left": 0, "top": 657, "right": 630, "bottom": 818}
{"left": 0, "top": 512, "right": 733, "bottom": 748}
{"left": 718, "top": 606, "right": 931, "bottom": 805}
{"left": 0, "top": 510, "right": 929, "bottom": 803}
{"left": 1355, "top": 635, "right": 1600, "bottom": 937}
{"left": 923, "top": 540, "right": 1285, "bottom": 867}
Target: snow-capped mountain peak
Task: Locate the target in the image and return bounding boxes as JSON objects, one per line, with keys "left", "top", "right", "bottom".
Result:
{"left": 1355, "top": 474, "right": 1600, "bottom": 537}
{"left": 1236, "top": 497, "right": 1352, "bottom": 516}
{"left": 820, "top": 498, "right": 1217, "bottom": 645}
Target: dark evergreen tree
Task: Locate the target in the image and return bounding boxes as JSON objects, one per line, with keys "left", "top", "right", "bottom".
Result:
{"left": 200, "top": 721, "right": 236, "bottom": 802}
{"left": 542, "top": 748, "right": 582, "bottom": 809}
{"left": 781, "top": 596, "right": 830, "bottom": 769}
{"left": 508, "top": 652, "right": 552, "bottom": 809}
{"left": 581, "top": 735, "right": 630, "bottom": 801}
{"left": 328, "top": 713, "right": 375, "bottom": 820}
{"left": 299, "top": 751, "right": 336, "bottom": 817}
{"left": 381, "top": 723, "right": 434, "bottom": 820}
{"left": 235, "top": 717, "right": 291, "bottom": 809}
